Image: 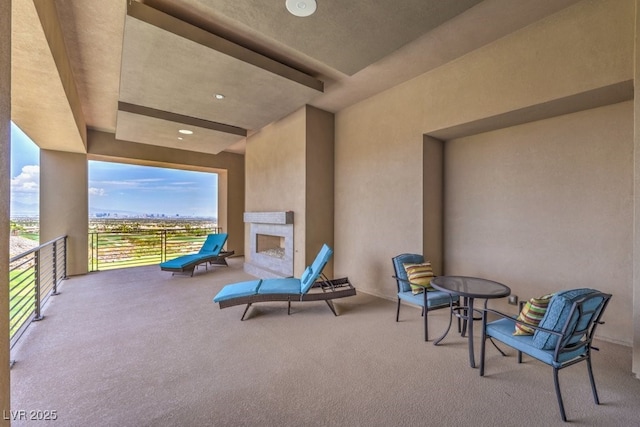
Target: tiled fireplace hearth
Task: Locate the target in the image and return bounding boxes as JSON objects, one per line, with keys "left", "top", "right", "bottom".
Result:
{"left": 244, "top": 211, "right": 294, "bottom": 278}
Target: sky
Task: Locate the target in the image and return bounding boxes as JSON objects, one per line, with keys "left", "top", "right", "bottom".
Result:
{"left": 10, "top": 122, "right": 218, "bottom": 218}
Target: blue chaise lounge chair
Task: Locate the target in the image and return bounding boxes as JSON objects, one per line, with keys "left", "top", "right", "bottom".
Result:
{"left": 160, "top": 233, "right": 233, "bottom": 276}
{"left": 213, "top": 244, "right": 356, "bottom": 320}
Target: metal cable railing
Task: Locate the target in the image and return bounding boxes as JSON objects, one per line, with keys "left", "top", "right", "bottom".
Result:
{"left": 88, "top": 227, "right": 222, "bottom": 271}
{"left": 9, "top": 236, "right": 67, "bottom": 356}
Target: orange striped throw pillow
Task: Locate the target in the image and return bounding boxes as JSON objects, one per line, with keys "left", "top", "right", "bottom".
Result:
{"left": 403, "top": 262, "right": 434, "bottom": 294}
{"left": 513, "top": 294, "right": 554, "bottom": 335}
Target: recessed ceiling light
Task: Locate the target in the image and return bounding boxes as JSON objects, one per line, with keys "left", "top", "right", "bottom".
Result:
{"left": 178, "top": 137, "right": 183, "bottom": 140}
{"left": 214, "top": 93, "right": 225, "bottom": 100}
{"left": 286, "top": 0, "right": 316, "bottom": 17}
{"left": 178, "top": 129, "right": 193, "bottom": 135}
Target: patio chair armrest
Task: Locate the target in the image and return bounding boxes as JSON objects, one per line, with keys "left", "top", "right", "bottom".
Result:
{"left": 480, "top": 307, "right": 515, "bottom": 323}
{"left": 481, "top": 307, "right": 563, "bottom": 338}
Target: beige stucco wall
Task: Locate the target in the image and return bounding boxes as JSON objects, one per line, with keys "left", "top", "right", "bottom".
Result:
{"left": 445, "top": 102, "right": 633, "bottom": 345}
{"left": 245, "top": 106, "right": 334, "bottom": 276}
{"left": 633, "top": 0, "right": 640, "bottom": 379}
{"left": 40, "top": 150, "right": 89, "bottom": 276}
{"left": 1, "top": 0, "right": 11, "bottom": 422}
{"left": 87, "top": 130, "right": 245, "bottom": 256}
{"left": 334, "top": 0, "right": 634, "bottom": 343}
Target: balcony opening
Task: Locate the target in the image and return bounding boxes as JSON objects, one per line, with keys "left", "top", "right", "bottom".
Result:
{"left": 88, "top": 161, "right": 219, "bottom": 271}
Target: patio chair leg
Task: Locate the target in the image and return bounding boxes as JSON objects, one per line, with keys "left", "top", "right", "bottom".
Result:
{"left": 424, "top": 308, "right": 429, "bottom": 341}
{"left": 553, "top": 368, "right": 568, "bottom": 422}
{"left": 489, "top": 338, "right": 508, "bottom": 357}
{"left": 288, "top": 300, "right": 291, "bottom": 315}
{"left": 586, "top": 357, "right": 601, "bottom": 405}
{"left": 241, "top": 303, "right": 252, "bottom": 321}
{"left": 424, "top": 292, "right": 429, "bottom": 341}
{"left": 325, "top": 299, "right": 337, "bottom": 316}
{"left": 479, "top": 328, "right": 487, "bottom": 376}
{"left": 396, "top": 298, "right": 401, "bottom": 322}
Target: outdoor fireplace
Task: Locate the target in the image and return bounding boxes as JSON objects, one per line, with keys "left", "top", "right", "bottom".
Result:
{"left": 244, "top": 212, "right": 294, "bottom": 278}
{"left": 256, "top": 234, "right": 285, "bottom": 259}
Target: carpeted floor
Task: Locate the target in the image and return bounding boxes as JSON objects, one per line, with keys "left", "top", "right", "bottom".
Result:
{"left": 9, "top": 258, "right": 640, "bottom": 426}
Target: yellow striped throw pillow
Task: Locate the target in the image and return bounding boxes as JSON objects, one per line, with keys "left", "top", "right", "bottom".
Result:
{"left": 513, "top": 294, "right": 554, "bottom": 335}
{"left": 403, "top": 262, "right": 434, "bottom": 294}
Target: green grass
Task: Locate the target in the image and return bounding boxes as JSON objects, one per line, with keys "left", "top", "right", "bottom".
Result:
{"left": 21, "top": 233, "right": 39, "bottom": 241}
{"left": 9, "top": 268, "right": 36, "bottom": 339}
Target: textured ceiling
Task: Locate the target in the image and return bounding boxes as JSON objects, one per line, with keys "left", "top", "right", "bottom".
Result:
{"left": 167, "top": 0, "right": 485, "bottom": 76}
{"left": 11, "top": 0, "right": 584, "bottom": 156}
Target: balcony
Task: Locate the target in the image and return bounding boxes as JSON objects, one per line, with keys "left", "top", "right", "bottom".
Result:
{"left": 8, "top": 260, "right": 640, "bottom": 425}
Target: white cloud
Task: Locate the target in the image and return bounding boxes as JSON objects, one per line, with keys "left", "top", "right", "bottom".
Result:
{"left": 11, "top": 165, "right": 39, "bottom": 193}
{"left": 89, "top": 187, "right": 106, "bottom": 196}
{"left": 90, "top": 178, "right": 165, "bottom": 189}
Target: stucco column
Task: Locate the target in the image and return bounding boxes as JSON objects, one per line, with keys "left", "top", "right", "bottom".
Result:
{"left": 0, "top": 0, "right": 12, "bottom": 423}
{"left": 633, "top": 0, "right": 640, "bottom": 379}
{"left": 40, "top": 150, "right": 88, "bottom": 276}
{"left": 423, "top": 136, "right": 444, "bottom": 275}
{"left": 219, "top": 166, "right": 245, "bottom": 256}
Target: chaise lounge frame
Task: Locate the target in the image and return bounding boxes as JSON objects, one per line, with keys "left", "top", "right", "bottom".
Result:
{"left": 218, "top": 276, "right": 356, "bottom": 320}
{"left": 213, "top": 244, "right": 356, "bottom": 320}
{"left": 160, "top": 251, "right": 235, "bottom": 276}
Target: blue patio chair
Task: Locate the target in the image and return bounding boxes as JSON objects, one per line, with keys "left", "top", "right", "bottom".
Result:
{"left": 213, "top": 244, "right": 356, "bottom": 320}
{"left": 479, "top": 288, "right": 612, "bottom": 422}
{"left": 160, "top": 233, "right": 233, "bottom": 276}
{"left": 392, "top": 253, "right": 460, "bottom": 341}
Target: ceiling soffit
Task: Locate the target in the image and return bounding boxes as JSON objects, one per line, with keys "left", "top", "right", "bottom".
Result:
{"left": 11, "top": 0, "right": 86, "bottom": 153}
{"left": 115, "top": 111, "right": 244, "bottom": 155}
{"left": 118, "top": 1, "right": 323, "bottom": 153}
{"left": 144, "top": 0, "right": 485, "bottom": 76}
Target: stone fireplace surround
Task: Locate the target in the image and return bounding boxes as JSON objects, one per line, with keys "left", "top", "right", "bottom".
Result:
{"left": 244, "top": 211, "right": 294, "bottom": 278}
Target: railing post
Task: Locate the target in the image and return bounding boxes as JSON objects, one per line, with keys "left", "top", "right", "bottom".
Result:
{"left": 89, "top": 232, "right": 93, "bottom": 272}
{"left": 52, "top": 240, "right": 60, "bottom": 295}
{"left": 95, "top": 233, "right": 100, "bottom": 271}
{"left": 162, "top": 229, "right": 166, "bottom": 262}
{"left": 90, "top": 232, "right": 95, "bottom": 272}
{"left": 62, "top": 236, "right": 68, "bottom": 279}
{"left": 63, "top": 236, "right": 68, "bottom": 279}
{"left": 33, "top": 250, "right": 43, "bottom": 321}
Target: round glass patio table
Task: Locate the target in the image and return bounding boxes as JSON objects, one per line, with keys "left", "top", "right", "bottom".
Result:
{"left": 430, "top": 276, "right": 511, "bottom": 368}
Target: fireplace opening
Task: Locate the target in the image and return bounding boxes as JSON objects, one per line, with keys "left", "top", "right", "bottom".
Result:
{"left": 256, "top": 234, "right": 285, "bottom": 259}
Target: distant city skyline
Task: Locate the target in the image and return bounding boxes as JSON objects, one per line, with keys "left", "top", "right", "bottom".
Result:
{"left": 10, "top": 122, "right": 218, "bottom": 218}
